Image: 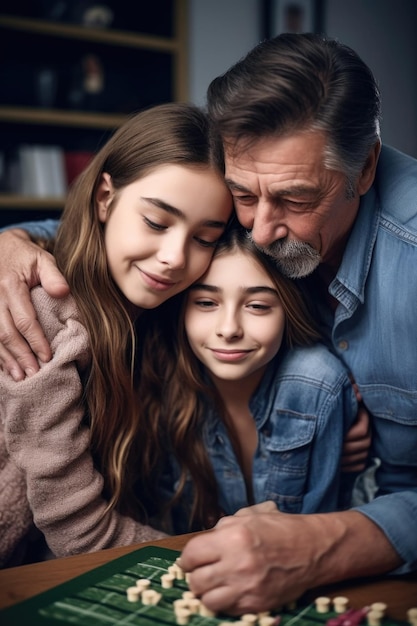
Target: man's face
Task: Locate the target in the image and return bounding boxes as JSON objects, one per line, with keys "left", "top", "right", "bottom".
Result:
{"left": 224, "top": 130, "right": 362, "bottom": 278}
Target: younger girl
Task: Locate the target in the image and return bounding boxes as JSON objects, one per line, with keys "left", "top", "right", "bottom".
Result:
{"left": 0, "top": 102, "right": 232, "bottom": 566}
{"left": 143, "top": 221, "right": 358, "bottom": 533}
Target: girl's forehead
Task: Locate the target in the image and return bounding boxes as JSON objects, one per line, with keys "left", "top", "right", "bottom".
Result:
{"left": 211, "top": 247, "right": 249, "bottom": 269}
{"left": 207, "top": 248, "right": 272, "bottom": 284}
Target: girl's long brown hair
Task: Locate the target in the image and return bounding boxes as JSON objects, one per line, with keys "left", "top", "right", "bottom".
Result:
{"left": 140, "top": 220, "right": 322, "bottom": 530}
{"left": 50, "top": 103, "right": 225, "bottom": 520}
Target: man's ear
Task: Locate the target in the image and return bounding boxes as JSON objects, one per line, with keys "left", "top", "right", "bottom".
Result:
{"left": 96, "top": 172, "right": 114, "bottom": 223}
{"left": 357, "top": 141, "right": 381, "bottom": 196}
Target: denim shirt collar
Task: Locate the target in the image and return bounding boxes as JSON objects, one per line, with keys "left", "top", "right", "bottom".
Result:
{"left": 329, "top": 186, "right": 380, "bottom": 316}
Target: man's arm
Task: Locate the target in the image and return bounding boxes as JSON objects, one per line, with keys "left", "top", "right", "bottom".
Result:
{"left": 0, "top": 224, "right": 69, "bottom": 380}
{"left": 180, "top": 507, "right": 402, "bottom": 616}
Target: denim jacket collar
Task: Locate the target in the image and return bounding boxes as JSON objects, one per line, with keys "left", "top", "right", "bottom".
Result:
{"left": 202, "top": 356, "right": 282, "bottom": 444}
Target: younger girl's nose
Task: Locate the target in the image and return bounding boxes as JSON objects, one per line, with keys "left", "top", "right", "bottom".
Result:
{"left": 215, "top": 312, "right": 243, "bottom": 340}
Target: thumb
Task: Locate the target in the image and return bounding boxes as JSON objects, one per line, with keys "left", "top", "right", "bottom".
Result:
{"left": 37, "top": 254, "right": 70, "bottom": 298}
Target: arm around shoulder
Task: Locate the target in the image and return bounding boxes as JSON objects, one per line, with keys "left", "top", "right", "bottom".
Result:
{"left": 0, "top": 227, "right": 69, "bottom": 379}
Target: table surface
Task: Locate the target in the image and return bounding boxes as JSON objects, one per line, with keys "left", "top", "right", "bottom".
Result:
{"left": 0, "top": 533, "right": 416, "bottom": 619}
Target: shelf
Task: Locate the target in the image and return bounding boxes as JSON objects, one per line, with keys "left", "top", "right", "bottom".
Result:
{"left": 0, "top": 2, "right": 188, "bottom": 218}
{"left": 0, "top": 8, "right": 188, "bottom": 102}
{"left": 0, "top": 194, "right": 65, "bottom": 210}
{"left": 0, "top": 15, "right": 179, "bottom": 52}
{"left": 0, "top": 106, "right": 127, "bottom": 130}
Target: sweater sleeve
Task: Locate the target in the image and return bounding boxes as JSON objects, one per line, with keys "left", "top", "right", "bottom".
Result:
{"left": 0, "top": 426, "right": 33, "bottom": 567}
{"left": 0, "top": 288, "right": 166, "bottom": 559}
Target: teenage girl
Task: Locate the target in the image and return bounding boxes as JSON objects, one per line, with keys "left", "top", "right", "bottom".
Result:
{"left": 0, "top": 102, "right": 233, "bottom": 566}
{"left": 141, "top": 221, "right": 358, "bottom": 533}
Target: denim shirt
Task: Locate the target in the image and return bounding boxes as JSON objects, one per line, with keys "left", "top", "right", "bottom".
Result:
{"left": 162, "top": 343, "right": 357, "bottom": 534}
{"left": 0, "top": 218, "right": 59, "bottom": 238}
{"left": 305, "top": 145, "right": 417, "bottom": 573}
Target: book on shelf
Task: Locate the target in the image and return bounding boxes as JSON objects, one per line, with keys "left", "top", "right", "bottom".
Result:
{"left": 17, "top": 145, "right": 66, "bottom": 198}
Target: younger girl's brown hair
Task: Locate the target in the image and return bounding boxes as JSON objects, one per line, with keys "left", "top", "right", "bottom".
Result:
{"left": 141, "top": 219, "right": 321, "bottom": 530}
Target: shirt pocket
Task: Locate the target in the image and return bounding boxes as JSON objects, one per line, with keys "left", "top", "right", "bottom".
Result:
{"left": 360, "top": 384, "right": 417, "bottom": 467}
{"left": 262, "top": 410, "right": 316, "bottom": 514}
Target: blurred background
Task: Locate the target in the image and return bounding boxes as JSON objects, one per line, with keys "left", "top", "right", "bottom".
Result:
{"left": 1, "top": 0, "right": 416, "bottom": 227}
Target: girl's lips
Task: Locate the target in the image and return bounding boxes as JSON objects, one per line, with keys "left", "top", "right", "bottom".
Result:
{"left": 209, "top": 349, "right": 252, "bottom": 362}
{"left": 139, "top": 268, "right": 177, "bottom": 291}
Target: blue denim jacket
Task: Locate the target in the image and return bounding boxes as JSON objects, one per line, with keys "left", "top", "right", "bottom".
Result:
{"left": 304, "top": 145, "right": 417, "bottom": 573}
{"left": 161, "top": 343, "right": 357, "bottom": 534}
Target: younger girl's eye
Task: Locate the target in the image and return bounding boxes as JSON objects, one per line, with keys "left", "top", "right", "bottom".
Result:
{"left": 195, "top": 299, "right": 217, "bottom": 309}
{"left": 247, "top": 302, "right": 271, "bottom": 311}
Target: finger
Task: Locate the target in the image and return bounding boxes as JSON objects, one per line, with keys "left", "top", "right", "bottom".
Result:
{"left": 342, "top": 448, "right": 369, "bottom": 463}
{"left": 341, "top": 451, "right": 370, "bottom": 472}
{"left": 180, "top": 531, "right": 220, "bottom": 572}
{"left": 216, "top": 516, "right": 237, "bottom": 529}
{"left": 38, "top": 254, "right": 70, "bottom": 298}
{"left": 346, "top": 411, "right": 371, "bottom": 441}
{"left": 199, "top": 584, "right": 248, "bottom": 616}
{"left": 354, "top": 406, "right": 371, "bottom": 434}
{"left": 342, "top": 436, "right": 372, "bottom": 455}
{"left": 341, "top": 456, "right": 367, "bottom": 474}
{"left": 234, "top": 501, "right": 278, "bottom": 517}
{"left": 185, "top": 560, "right": 256, "bottom": 616}
{"left": 0, "top": 341, "right": 25, "bottom": 381}
{"left": 0, "top": 306, "right": 45, "bottom": 379}
{"left": 7, "top": 290, "right": 52, "bottom": 366}
{"left": 187, "top": 558, "right": 278, "bottom": 616}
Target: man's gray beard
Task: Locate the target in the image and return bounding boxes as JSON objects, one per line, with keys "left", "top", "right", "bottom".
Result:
{"left": 248, "top": 234, "right": 321, "bottom": 279}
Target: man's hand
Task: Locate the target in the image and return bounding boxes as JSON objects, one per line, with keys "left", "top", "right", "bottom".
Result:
{"left": 342, "top": 384, "right": 372, "bottom": 472}
{"left": 180, "top": 508, "right": 401, "bottom": 616}
{"left": 0, "top": 229, "right": 69, "bottom": 380}
{"left": 232, "top": 500, "right": 278, "bottom": 517}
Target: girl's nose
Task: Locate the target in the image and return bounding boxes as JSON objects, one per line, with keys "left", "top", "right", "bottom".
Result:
{"left": 158, "top": 240, "right": 187, "bottom": 269}
{"left": 215, "top": 311, "right": 243, "bottom": 340}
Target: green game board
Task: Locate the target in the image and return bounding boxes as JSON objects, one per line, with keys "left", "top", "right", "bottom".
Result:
{"left": 0, "top": 546, "right": 410, "bottom": 626}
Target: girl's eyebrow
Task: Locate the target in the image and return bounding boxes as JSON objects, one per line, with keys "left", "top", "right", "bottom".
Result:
{"left": 142, "top": 196, "right": 183, "bottom": 217}
{"left": 245, "top": 286, "right": 278, "bottom": 296}
{"left": 190, "top": 283, "right": 278, "bottom": 296}
{"left": 189, "top": 283, "right": 219, "bottom": 292}
{"left": 141, "top": 197, "right": 227, "bottom": 228}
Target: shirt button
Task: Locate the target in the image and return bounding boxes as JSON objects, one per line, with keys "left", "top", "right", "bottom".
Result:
{"left": 338, "top": 340, "right": 349, "bottom": 350}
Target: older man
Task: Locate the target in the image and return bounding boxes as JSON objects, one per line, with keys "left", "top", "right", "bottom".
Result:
{"left": 179, "top": 33, "right": 417, "bottom": 613}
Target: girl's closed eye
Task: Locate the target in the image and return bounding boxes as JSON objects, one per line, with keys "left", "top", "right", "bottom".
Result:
{"left": 144, "top": 216, "right": 166, "bottom": 231}
{"left": 193, "top": 236, "right": 219, "bottom": 248}
{"left": 143, "top": 216, "right": 222, "bottom": 248}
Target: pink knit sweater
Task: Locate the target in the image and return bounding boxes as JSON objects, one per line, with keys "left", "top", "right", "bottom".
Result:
{"left": 0, "top": 287, "right": 166, "bottom": 567}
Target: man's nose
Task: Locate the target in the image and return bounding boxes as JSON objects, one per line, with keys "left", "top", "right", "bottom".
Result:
{"left": 251, "top": 201, "right": 288, "bottom": 247}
